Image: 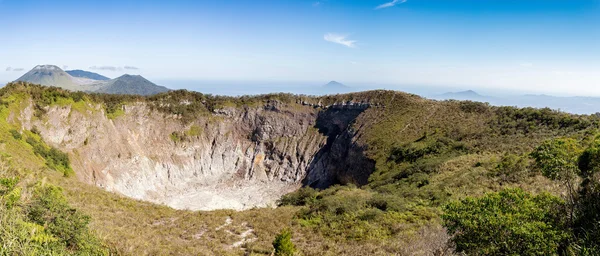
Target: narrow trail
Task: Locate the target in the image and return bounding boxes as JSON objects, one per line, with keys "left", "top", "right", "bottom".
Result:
{"left": 215, "top": 216, "right": 233, "bottom": 231}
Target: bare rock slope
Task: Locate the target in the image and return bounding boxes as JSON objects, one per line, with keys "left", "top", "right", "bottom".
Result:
{"left": 18, "top": 96, "right": 373, "bottom": 210}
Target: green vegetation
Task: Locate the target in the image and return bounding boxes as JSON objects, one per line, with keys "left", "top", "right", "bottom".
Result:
{"left": 439, "top": 136, "right": 600, "bottom": 255}
{"left": 442, "top": 188, "right": 569, "bottom": 255}
{"left": 9, "top": 129, "right": 22, "bottom": 140}
{"left": 0, "top": 159, "right": 109, "bottom": 255}
{"left": 272, "top": 228, "right": 296, "bottom": 256}
{"left": 26, "top": 136, "right": 74, "bottom": 177}
{"left": 169, "top": 125, "right": 204, "bottom": 143}
{"left": 5, "top": 82, "right": 600, "bottom": 255}
{"left": 169, "top": 131, "right": 183, "bottom": 143}
{"left": 186, "top": 124, "right": 203, "bottom": 137}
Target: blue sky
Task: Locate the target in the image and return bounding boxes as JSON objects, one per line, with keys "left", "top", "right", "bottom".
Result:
{"left": 0, "top": 0, "right": 599, "bottom": 95}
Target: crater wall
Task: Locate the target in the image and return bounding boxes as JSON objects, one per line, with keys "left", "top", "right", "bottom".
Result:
{"left": 18, "top": 99, "right": 373, "bottom": 210}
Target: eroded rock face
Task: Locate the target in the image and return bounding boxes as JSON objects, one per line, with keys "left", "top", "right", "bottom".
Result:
{"left": 18, "top": 99, "right": 373, "bottom": 211}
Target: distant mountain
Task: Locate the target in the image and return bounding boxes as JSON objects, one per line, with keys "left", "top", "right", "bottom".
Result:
{"left": 432, "top": 90, "right": 503, "bottom": 106}
{"left": 322, "top": 81, "right": 352, "bottom": 94}
{"left": 442, "top": 90, "right": 479, "bottom": 98}
{"left": 438, "top": 90, "right": 495, "bottom": 101}
{"left": 95, "top": 75, "right": 170, "bottom": 96}
{"left": 432, "top": 89, "right": 600, "bottom": 115}
{"left": 15, "top": 65, "right": 169, "bottom": 96}
{"left": 66, "top": 70, "right": 110, "bottom": 81}
{"left": 15, "top": 65, "right": 91, "bottom": 91}
{"left": 324, "top": 81, "right": 349, "bottom": 89}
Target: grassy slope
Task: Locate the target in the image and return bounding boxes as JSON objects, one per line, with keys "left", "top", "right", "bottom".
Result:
{"left": 0, "top": 82, "right": 597, "bottom": 255}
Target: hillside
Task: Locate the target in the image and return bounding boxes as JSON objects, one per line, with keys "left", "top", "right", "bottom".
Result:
{"left": 94, "top": 74, "right": 170, "bottom": 95}
{"left": 66, "top": 69, "right": 110, "bottom": 80}
{"left": 0, "top": 82, "right": 599, "bottom": 255}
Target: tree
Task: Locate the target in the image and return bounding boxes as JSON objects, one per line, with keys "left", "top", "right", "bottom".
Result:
{"left": 573, "top": 139, "right": 600, "bottom": 254}
{"left": 530, "top": 138, "right": 581, "bottom": 181}
{"left": 273, "top": 228, "right": 296, "bottom": 256}
{"left": 442, "top": 188, "right": 570, "bottom": 256}
{"left": 578, "top": 139, "right": 600, "bottom": 178}
{"left": 531, "top": 138, "right": 582, "bottom": 223}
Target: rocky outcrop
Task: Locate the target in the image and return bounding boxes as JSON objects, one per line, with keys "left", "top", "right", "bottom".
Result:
{"left": 17, "top": 99, "right": 373, "bottom": 210}
{"left": 304, "top": 103, "right": 375, "bottom": 188}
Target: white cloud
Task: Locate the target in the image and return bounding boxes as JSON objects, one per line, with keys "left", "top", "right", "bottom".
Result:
{"left": 375, "top": 0, "right": 407, "bottom": 10}
{"left": 313, "top": 2, "right": 321, "bottom": 7}
{"left": 324, "top": 33, "right": 357, "bottom": 48}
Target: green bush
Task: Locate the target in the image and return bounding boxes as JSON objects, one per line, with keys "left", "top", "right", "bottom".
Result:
{"left": 0, "top": 167, "right": 109, "bottom": 255}
{"left": 9, "top": 129, "right": 22, "bottom": 140}
{"left": 278, "top": 187, "right": 319, "bottom": 206}
{"left": 578, "top": 139, "right": 600, "bottom": 178}
{"left": 273, "top": 228, "right": 296, "bottom": 256}
{"left": 28, "top": 184, "right": 106, "bottom": 252}
{"left": 530, "top": 138, "right": 582, "bottom": 181}
{"left": 26, "top": 137, "right": 74, "bottom": 177}
{"left": 442, "top": 188, "right": 570, "bottom": 255}
{"left": 492, "top": 154, "right": 529, "bottom": 183}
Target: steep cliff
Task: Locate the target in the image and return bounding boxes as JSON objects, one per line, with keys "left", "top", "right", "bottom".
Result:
{"left": 13, "top": 86, "right": 375, "bottom": 210}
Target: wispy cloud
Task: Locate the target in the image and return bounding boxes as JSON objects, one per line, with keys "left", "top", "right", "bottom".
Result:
{"left": 5, "top": 67, "right": 24, "bottom": 72}
{"left": 90, "top": 66, "right": 119, "bottom": 71}
{"left": 324, "top": 33, "right": 357, "bottom": 48}
{"left": 313, "top": 0, "right": 328, "bottom": 7}
{"left": 90, "top": 66, "right": 139, "bottom": 72}
{"left": 375, "top": 0, "right": 407, "bottom": 10}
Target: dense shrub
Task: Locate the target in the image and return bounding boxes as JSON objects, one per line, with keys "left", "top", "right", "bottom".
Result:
{"left": 492, "top": 107, "right": 593, "bottom": 135}
{"left": 388, "top": 137, "right": 468, "bottom": 163}
{"left": 530, "top": 138, "right": 582, "bottom": 181}
{"left": 278, "top": 187, "right": 319, "bottom": 206}
{"left": 0, "top": 164, "right": 109, "bottom": 255}
{"left": 459, "top": 101, "right": 490, "bottom": 114}
{"left": 9, "top": 129, "right": 21, "bottom": 140}
{"left": 442, "top": 188, "right": 570, "bottom": 255}
{"left": 28, "top": 184, "right": 93, "bottom": 249}
{"left": 26, "top": 137, "right": 73, "bottom": 177}
{"left": 273, "top": 228, "right": 296, "bottom": 256}
{"left": 491, "top": 153, "right": 529, "bottom": 183}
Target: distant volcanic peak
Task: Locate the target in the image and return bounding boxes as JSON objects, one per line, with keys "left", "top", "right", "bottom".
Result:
{"left": 118, "top": 74, "right": 143, "bottom": 79}
{"left": 324, "top": 81, "right": 349, "bottom": 88}
{"left": 445, "top": 90, "right": 480, "bottom": 96}
{"left": 15, "top": 64, "right": 78, "bottom": 89}
{"left": 114, "top": 74, "right": 151, "bottom": 83}
{"left": 33, "top": 65, "right": 62, "bottom": 71}
{"left": 96, "top": 74, "right": 170, "bottom": 96}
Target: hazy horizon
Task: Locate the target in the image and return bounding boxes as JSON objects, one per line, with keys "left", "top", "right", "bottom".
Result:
{"left": 3, "top": 74, "right": 600, "bottom": 99}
